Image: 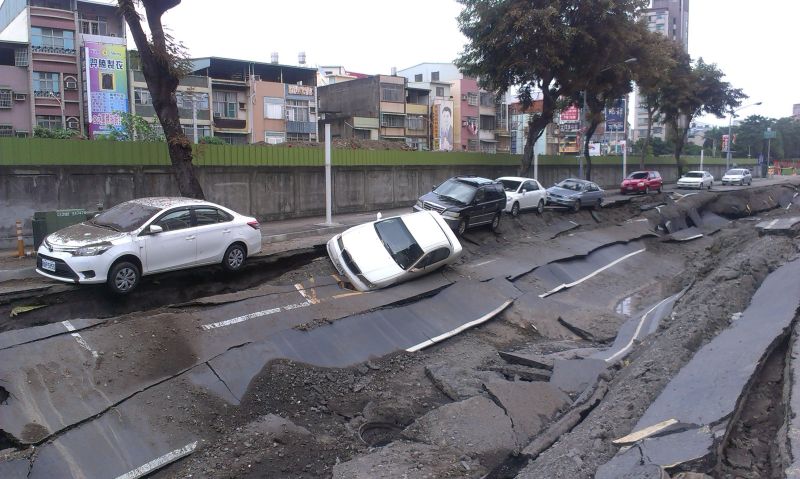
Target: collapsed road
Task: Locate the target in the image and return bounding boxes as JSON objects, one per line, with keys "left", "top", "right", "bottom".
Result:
{"left": 0, "top": 178, "right": 799, "bottom": 479}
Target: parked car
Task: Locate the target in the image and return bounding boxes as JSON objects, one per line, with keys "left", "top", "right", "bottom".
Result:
{"left": 677, "top": 170, "right": 714, "bottom": 189}
{"left": 721, "top": 168, "right": 752, "bottom": 186}
{"left": 36, "top": 197, "right": 262, "bottom": 294}
{"left": 546, "top": 178, "right": 604, "bottom": 212}
{"left": 327, "top": 210, "right": 462, "bottom": 292}
{"left": 413, "top": 176, "right": 506, "bottom": 236}
{"left": 620, "top": 170, "right": 663, "bottom": 194}
{"left": 497, "top": 176, "right": 547, "bottom": 216}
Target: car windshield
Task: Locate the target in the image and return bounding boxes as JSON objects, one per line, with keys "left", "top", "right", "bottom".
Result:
{"left": 556, "top": 180, "right": 584, "bottom": 192}
{"left": 433, "top": 179, "right": 477, "bottom": 204}
{"left": 374, "top": 218, "right": 424, "bottom": 270}
{"left": 499, "top": 179, "right": 521, "bottom": 192}
{"left": 726, "top": 169, "right": 744, "bottom": 175}
{"left": 685, "top": 172, "right": 703, "bottom": 178}
{"left": 628, "top": 172, "right": 649, "bottom": 180}
{"left": 91, "top": 201, "right": 162, "bottom": 232}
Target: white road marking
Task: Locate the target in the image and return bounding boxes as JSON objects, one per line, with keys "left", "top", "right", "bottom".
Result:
{"left": 115, "top": 441, "right": 198, "bottom": 479}
{"left": 405, "top": 300, "right": 514, "bottom": 352}
{"left": 294, "top": 282, "right": 320, "bottom": 304}
{"left": 472, "top": 259, "right": 496, "bottom": 267}
{"left": 604, "top": 296, "right": 673, "bottom": 364}
{"left": 202, "top": 301, "right": 311, "bottom": 330}
{"left": 539, "top": 248, "right": 647, "bottom": 298}
{"left": 61, "top": 320, "right": 98, "bottom": 358}
{"left": 766, "top": 219, "right": 779, "bottom": 229}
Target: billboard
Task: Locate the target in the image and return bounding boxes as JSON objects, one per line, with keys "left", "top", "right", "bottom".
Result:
{"left": 438, "top": 100, "right": 454, "bottom": 151}
{"left": 560, "top": 104, "right": 580, "bottom": 122}
{"left": 85, "top": 41, "right": 129, "bottom": 137}
{"left": 605, "top": 98, "right": 625, "bottom": 133}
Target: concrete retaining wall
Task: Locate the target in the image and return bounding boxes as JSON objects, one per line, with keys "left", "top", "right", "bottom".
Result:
{"left": 0, "top": 162, "right": 739, "bottom": 248}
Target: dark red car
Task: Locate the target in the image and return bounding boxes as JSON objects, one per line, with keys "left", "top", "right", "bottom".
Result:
{"left": 620, "top": 171, "right": 662, "bottom": 194}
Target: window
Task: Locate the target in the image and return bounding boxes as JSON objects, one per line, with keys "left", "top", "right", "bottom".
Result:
{"left": 467, "top": 92, "right": 478, "bottom": 106}
{"left": 286, "top": 99, "right": 310, "bottom": 122}
{"left": 215, "top": 133, "right": 247, "bottom": 144}
{"left": 431, "top": 71, "right": 440, "bottom": 81}
{"left": 14, "top": 48, "right": 28, "bottom": 67}
{"left": 155, "top": 209, "right": 192, "bottom": 232}
{"left": 480, "top": 115, "right": 496, "bottom": 130}
{"left": 265, "top": 131, "right": 285, "bottom": 144}
{"left": 373, "top": 217, "right": 424, "bottom": 270}
{"left": 79, "top": 14, "right": 107, "bottom": 36}
{"left": 286, "top": 132, "right": 310, "bottom": 141}
{"left": 414, "top": 247, "right": 451, "bottom": 269}
{"left": 66, "top": 117, "right": 79, "bottom": 130}
{"left": 406, "top": 115, "right": 424, "bottom": 131}
{"left": 213, "top": 91, "right": 238, "bottom": 118}
{"left": 36, "top": 115, "right": 62, "bottom": 129}
{"left": 480, "top": 92, "right": 495, "bottom": 107}
{"left": 30, "top": 27, "right": 74, "bottom": 52}
{"left": 33, "top": 72, "right": 60, "bottom": 95}
{"left": 194, "top": 208, "right": 231, "bottom": 226}
{"left": 353, "top": 129, "right": 371, "bottom": 140}
{"left": 405, "top": 137, "right": 427, "bottom": 150}
{"left": 414, "top": 74, "right": 422, "bottom": 82}
{"left": 381, "top": 114, "right": 405, "bottom": 128}
{"left": 0, "top": 89, "right": 11, "bottom": 109}
{"left": 380, "top": 84, "right": 403, "bottom": 102}
{"left": 0, "top": 125, "right": 13, "bottom": 137}
{"left": 264, "top": 97, "right": 284, "bottom": 119}
{"left": 182, "top": 125, "right": 211, "bottom": 139}
{"left": 435, "top": 86, "right": 444, "bottom": 97}
{"left": 468, "top": 139, "right": 479, "bottom": 151}
{"left": 523, "top": 181, "right": 539, "bottom": 192}
{"left": 134, "top": 88, "right": 151, "bottom": 105}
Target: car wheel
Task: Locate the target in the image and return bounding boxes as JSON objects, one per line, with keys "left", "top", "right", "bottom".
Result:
{"left": 748, "top": 179, "right": 752, "bottom": 185}
{"left": 708, "top": 181, "right": 712, "bottom": 190}
{"left": 657, "top": 185, "right": 662, "bottom": 193}
{"left": 537, "top": 199, "right": 545, "bottom": 214}
{"left": 594, "top": 198, "right": 603, "bottom": 210}
{"left": 490, "top": 212, "right": 502, "bottom": 232}
{"left": 107, "top": 261, "right": 140, "bottom": 295}
{"left": 456, "top": 218, "right": 468, "bottom": 236}
{"left": 572, "top": 200, "right": 581, "bottom": 213}
{"left": 644, "top": 186, "right": 651, "bottom": 195}
{"left": 511, "top": 202, "right": 520, "bottom": 217}
{"left": 222, "top": 243, "right": 247, "bottom": 272}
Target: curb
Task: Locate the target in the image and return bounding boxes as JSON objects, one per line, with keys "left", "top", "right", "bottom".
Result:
{"left": 261, "top": 224, "right": 350, "bottom": 244}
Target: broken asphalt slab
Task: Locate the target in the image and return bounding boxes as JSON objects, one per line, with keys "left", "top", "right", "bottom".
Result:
{"left": 598, "top": 257, "right": 800, "bottom": 474}
{"left": 483, "top": 379, "right": 570, "bottom": 446}
{"left": 784, "top": 322, "right": 800, "bottom": 478}
{"left": 756, "top": 216, "right": 800, "bottom": 236}
{"left": 425, "top": 362, "right": 503, "bottom": 401}
{"left": 549, "top": 358, "right": 608, "bottom": 395}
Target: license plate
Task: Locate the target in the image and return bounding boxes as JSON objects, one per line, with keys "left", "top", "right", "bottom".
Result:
{"left": 41, "top": 258, "right": 56, "bottom": 272}
{"left": 627, "top": 186, "right": 633, "bottom": 190}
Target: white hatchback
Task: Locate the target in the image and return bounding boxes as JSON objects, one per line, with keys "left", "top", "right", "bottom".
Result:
{"left": 497, "top": 176, "right": 547, "bottom": 216}
{"left": 327, "top": 210, "right": 462, "bottom": 292}
{"left": 36, "top": 197, "right": 262, "bottom": 294}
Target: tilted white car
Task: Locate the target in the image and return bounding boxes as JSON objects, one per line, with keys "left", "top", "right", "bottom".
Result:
{"left": 677, "top": 170, "right": 714, "bottom": 189}
{"left": 721, "top": 168, "right": 752, "bottom": 186}
{"left": 36, "top": 197, "right": 262, "bottom": 294}
{"left": 497, "top": 176, "right": 547, "bottom": 216}
{"left": 327, "top": 210, "right": 462, "bottom": 292}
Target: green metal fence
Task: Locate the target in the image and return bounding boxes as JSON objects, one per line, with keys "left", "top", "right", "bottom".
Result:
{"left": 0, "top": 138, "right": 759, "bottom": 168}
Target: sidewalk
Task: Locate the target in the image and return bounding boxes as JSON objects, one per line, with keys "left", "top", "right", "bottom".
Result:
{"left": 0, "top": 206, "right": 412, "bottom": 284}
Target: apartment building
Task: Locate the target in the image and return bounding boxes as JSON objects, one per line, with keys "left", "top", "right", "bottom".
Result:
{"left": 509, "top": 100, "right": 554, "bottom": 156}
{"left": 189, "top": 57, "right": 318, "bottom": 144}
{"left": 0, "top": 0, "right": 127, "bottom": 137}
{"left": 397, "top": 62, "right": 510, "bottom": 153}
{"left": 316, "top": 65, "right": 368, "bottom": 86}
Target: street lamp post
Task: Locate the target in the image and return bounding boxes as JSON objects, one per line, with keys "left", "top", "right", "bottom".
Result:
{"left": 725, "top": 101, "right": 762, "bottom": 171}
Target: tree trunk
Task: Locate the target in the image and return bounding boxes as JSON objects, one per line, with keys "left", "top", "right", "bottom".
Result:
{"left": 670, "top": 122, "right": 690, "bottom": 177}
{"left": 520, "top": 90, "right": 556, "bottom": 176}
{"left": 118, "top": 0, "right": 204, "bottom": 199}
{"left": 640, "top": 106, "right": 655, "bottom": 170}
{"left": 582, "top": 119, "right": 599, "bottom": 181}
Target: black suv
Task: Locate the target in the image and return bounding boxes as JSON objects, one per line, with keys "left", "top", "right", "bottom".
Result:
{"left": 413, "top": 176, "right": 506, "bottom": 235}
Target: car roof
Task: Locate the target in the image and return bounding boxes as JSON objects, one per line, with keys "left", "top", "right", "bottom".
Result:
{"left": 497, "top": 176, "right": 536, "bottom": 182}
{"left": 560, "top": 178, "right": 592, "bottom": 184}
{"left": 454, "top": 176, "right": 497, "bottom": 186}
{"left": 685, "top": 170, "right": 706, "bottom": 174}
{"left": 127, "top": 197, "right": 211, "bottom": 209}
{"left": 401, "top": 211, "right": 448, "bottom": 251}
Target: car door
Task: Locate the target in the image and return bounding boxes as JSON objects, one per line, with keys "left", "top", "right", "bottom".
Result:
{"left": 520, "top": 181, "right": 535, "bottom": 209}
{"left": 587, "top": 183, "right": 602, "bottom": 203}
{"left": 193, "top": 207, "right": 234, "bottom": 265}
{"left": 409, "top": 247, "right": 451, "bottom": 276}
{"left": 471, "top": 187, "right": 491, "bottom": 225}
{"left": 144, "top": 208, "right": 197, "bottom": 273}
{"left": 529, "top": 180, "right": 546, "bottom": 206}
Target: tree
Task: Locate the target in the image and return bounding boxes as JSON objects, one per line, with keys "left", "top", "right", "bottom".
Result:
{"left": 106, "top": 111, "right": 165, "bottom": 142}
{"left": 660, "top": 58, "right": 745, "bottom": 176}
{"left": 456, "top": 0, "right": 647, "bottom": 176}
{"left": 630, "top": 31, "right": 678, "bottom": 169}
{"left": 117, "top": 0, "right": 204, "bottom": 199}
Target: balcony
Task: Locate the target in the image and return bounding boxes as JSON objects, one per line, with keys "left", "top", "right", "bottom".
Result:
{"left": 32, "top": 45, "right": 76, "bottom": 56}
{"left": 287, "top": 121, "right": 316, "bottom": 134}
{"left": 213, "top": 118, "right": 246, "bottom": 130}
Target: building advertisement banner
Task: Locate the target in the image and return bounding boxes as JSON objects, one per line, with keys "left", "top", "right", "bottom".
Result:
{"left": 85, "top": 41, "right": 128, "bottom": 137}
{"left": 605, "top": 98, "right": 625, "bottom": 132}
{"left": 438, "top": 100, "right": 454, "bottom": 151}
{"left": 560, "top": 104, "right": 580, "bottom": 122}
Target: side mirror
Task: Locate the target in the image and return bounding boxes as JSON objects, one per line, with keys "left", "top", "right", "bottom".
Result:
{"left": 432, "top": 184, "right": 438, "bottom": 190}
{"left": 148, "top": 224, "right": 163, "bottom": 234}
{"left": 93, "top": 213, "right": 100, "bottom": 218}
{"left": 376, "top": 212, "right": 382, "bottom": 220}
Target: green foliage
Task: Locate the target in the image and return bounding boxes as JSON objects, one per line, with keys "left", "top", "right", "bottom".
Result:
{"left": 105, "top": 111, "right": 164, "bottom": 142}
{"left": 633, "top": 137, "right": 673, "bottom": 156}
{"left": 199, "top": 136, "right": 225, "bottom": 145}
{"left": 33, "top": 126, "right": 79, "bottom": 139}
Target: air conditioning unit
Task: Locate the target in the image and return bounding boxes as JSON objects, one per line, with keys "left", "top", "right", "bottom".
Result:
{"left": 109, "top": 33, "right": 116, "bottom": 37}
{"left": 13, "top": 93, "right": 26, "bottom": 101}
{"left": 239, "top": 102, "right": 247, "bottom": 110}
{"left": 461, "top": 94, "right": 467, "bottom": 101}
{"left": 65, "top": 80, "right": 77, "bottom": 90}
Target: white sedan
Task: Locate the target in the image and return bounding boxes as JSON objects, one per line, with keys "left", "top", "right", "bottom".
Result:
{"left": 721, "top": 168, "right": 753, "bottom": 186}
{"left": 327, "top": 210, "right": 462, "bottom": 292}
{"left": 36, "top": 197, "right": 262, "bottom": 294}
{"left": 677, "top": 170, "right": 714, "bottom": 189}
{"left": 497, "top": 176, "right": 547, "bottom": 216}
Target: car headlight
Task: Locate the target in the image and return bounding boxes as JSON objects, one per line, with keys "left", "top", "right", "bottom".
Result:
{"left": 441, "top": 210, "right": 461, "bottom": 218}
{"left": 638, "top": 182, "right": 645, "bottom": 187}
{"left": 73, "top": 242, "right": 113, "bottom": 256}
